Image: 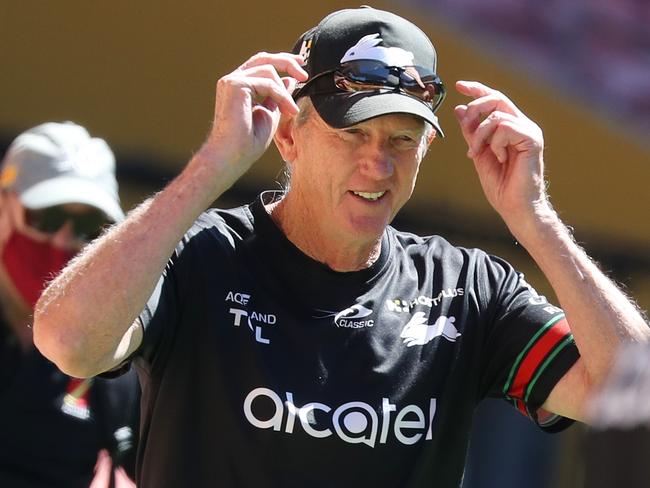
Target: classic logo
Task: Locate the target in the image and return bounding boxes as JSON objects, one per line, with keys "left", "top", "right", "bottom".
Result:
{"left": 340, "top": 33, "right": 415, "bottom": 67}
{"left": 244, "top": 387, "right": 436, "bottom": 448}
{"left": 226, "top": 291, "right": 276, "bottom": 344}
{"left": 400, "top": 313, "right": 461, "bottom": 347}
{"left": 315, "top": 303, "right": 374, "bottom": 329}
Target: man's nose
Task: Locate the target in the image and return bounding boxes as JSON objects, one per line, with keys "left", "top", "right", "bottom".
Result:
{"left": 50, "top": 220, "right": 82, "bottom": 251}
{"left": 359, "top": 143, "right": 394, "bottom": 180}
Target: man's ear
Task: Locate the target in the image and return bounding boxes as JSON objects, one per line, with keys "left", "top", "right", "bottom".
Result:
{"left": 273, "top": 112, "right": 298, "bottom": 164}
{"left": 426, "top": 128, "right": 437, "bottom": 146}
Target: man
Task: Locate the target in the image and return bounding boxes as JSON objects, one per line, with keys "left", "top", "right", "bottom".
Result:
{"left": 0, "top": 122, "right": 138, "bottom": 487}
{"left": 33, "top": 7, "right": 649, "bottom": 488}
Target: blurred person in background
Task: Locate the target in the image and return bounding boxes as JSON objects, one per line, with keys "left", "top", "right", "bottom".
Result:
{"left": 0, "top": 122, "right": 138, "bottom": 488}
{"left": 583, "top": 340, "right": 650, "bottom": 487}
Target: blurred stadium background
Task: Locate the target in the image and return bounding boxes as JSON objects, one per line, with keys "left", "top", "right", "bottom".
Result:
{"left": 1, "top": 1, "right": 648, "bottom": 487}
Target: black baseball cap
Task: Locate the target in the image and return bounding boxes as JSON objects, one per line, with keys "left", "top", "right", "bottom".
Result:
{"left": 292, "top": 6, "right": 445, "bottom": 137}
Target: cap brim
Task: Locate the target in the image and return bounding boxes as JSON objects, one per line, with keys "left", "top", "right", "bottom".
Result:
{"left": 310, "top": 91, "right": 444, "bottom": 137}
{"left": 19, "top": 177, "right": 125, "bottom": 222}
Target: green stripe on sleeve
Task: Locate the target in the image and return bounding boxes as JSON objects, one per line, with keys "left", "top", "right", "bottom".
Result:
{"left": 502, "top": 313, "right": 565, "bottom": 396}
{"left": 524, "top": 334, "right": 575, "bottom": 403}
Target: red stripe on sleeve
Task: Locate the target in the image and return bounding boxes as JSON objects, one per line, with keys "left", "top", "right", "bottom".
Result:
{"left": 507, "top": 318, "right": 571, "bottom": 400}
{"left": 515, "top": 399, "right": 528, "bottom": 417}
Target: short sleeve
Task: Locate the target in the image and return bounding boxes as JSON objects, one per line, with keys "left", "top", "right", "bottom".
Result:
{"left": 136, "top": 226, "right": 197, "bottom": 364}
{"left": 477, "top": 254, "right": 580, "bottom": 432}
{"left": 136, "top": 240, "right": 189, "bottom": 366}
{"left": 135, "top": 210, "right": 241, "bottom": 367}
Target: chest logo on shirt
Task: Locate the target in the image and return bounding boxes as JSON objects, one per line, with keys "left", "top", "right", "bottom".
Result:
{"left": 226, "top": 290, "right": 276, "bottom": 344}
{"left": 386, "top": 288, "right": 464, "bottom": 313}
{"left": 244, "top": 387, "right": 437, "bottom": 448}
{"left": 400, "top": 313, "right": 461, "bottom": 347}
{"left": 314, "top": 303, "right": 375, "bottom": 329}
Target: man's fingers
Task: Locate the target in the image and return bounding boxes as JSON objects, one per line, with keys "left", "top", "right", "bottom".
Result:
{"left": 232, "top": 67, "right": 301, "bottom": 110}
{"left": 462, "top": 111, "right": 530, "bottom": 163}
{"left": 454, "top": 104, "right": 473, "bottom": 149}
{"left": 488, "top": 123, "right": 515, "bottom": 164}
{"left": 247, "top": 78, "right": 298, "bottom": 115}
{"left": 467, "top": 114, "right": 499, "bottom": 159}
{"left": 238, "top": 64, "right": 286, "bottom": 94}
{"left": 454, "top": 105, "right": 468, "bottom": 121}
{"left": 464, "top": 94, "right": 521, "bottom": 124}
{"left": 456, "top": 80, "right": 523, "bottom": 121}
{"left": 239, "top": 52, "right": 308, "bottom": 81}
{"left": 469, "top": 111, "right": 516, "bottom": 160}
{"left": 282, "top": 77, "right": 298, "bottom": 96}
{"left": 455, "top": 80, "right": 500, "bottom": 98}
{"left": 218, "top": 73, "right": 299, "bottom": 115}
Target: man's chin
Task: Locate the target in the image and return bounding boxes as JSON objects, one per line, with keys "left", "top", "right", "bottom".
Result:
{"left": 344, "top": 214, "right": 390, "bottom": 239}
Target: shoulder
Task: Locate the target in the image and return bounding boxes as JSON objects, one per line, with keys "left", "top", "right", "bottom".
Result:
{"left": 193, "top": 204, "right": 253, "bottom": 239}
{"left": 386, "top": 226, "right": 489, "bottom": 267}
{"left": 177, "top": 203, "right": 255, "bottom": 254}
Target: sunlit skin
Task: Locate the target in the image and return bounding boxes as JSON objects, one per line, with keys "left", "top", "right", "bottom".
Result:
{"left": 272, "top": 107, "right": 434, "bottom": 272}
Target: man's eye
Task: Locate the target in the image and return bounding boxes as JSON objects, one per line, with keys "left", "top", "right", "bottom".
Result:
{"left": 339, "top": 129, "right": 365, "bottom": 141}
{"left": 394, "top": 135, "right": 418, "bottom": 147}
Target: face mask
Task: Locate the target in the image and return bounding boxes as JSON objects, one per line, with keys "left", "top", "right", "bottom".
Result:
{"left": 1, "top": 230, "right": 75, "bottom": 308}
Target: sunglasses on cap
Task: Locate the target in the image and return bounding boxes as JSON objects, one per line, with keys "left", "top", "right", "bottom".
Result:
{"left": 293, "top": 59, "right": 446, "bottom": 112}
{"left": 25, "top": 206, "right": 111, "bottom": 241}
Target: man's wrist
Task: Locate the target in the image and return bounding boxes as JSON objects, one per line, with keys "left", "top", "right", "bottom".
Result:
{"left": 506, "top": 199, "right": 568, "bottom": 250}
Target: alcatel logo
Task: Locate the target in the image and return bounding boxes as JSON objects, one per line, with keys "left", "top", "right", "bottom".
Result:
{"left": 243, "top": 387, "right": 437, "bottom": 448}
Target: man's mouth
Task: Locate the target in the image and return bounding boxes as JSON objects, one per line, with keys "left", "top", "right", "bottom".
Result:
{"left": 351, "top": 191, "right": 386, "bottom": 202}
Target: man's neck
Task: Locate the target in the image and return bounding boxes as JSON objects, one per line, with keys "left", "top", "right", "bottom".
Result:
{"left": 265, "top": 195, "right": 382, "bottom": 273}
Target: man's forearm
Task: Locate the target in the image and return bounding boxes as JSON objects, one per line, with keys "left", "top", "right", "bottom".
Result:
{"left": 514, "top": 204, "right": 649, "bottom": 386}
{"left": 33, "top": 148, "right": 235, "bottom": 377}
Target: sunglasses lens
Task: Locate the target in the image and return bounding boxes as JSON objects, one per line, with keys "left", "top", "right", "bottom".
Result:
{"left": 73, "top": 213, "right": 108, "bottom": 239}
{"left": 26, "top": 208, "right": 64, "bottom": 233}
{"left": 401, "top": 81, "right": 446, "bottom": 109}
{"left": 335, "top": 61, "right": 445, "bottom": 111}
{"left": 339, "top": 60, "right": 391, "bottom": 83}
{"left": 26, "top": 207, "right": 109, "bottom": 240}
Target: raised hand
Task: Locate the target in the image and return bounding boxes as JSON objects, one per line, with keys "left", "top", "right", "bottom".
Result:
{"left": 454, "top": 80, "right": 548, "bottom": 233}
{"left": 204, "top": 52, "right": 308, "bottom": 177}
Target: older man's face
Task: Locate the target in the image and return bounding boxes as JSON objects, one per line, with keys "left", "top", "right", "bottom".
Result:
{"left": 288, "top": 108, "right": 431, "bottom": 242}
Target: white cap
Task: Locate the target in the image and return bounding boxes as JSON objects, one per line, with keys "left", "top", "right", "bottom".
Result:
{"left": 0, "top": 122, "right": 124, "bottom": 222}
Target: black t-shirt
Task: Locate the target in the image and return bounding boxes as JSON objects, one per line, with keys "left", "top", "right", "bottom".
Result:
{"left": 134, "top": 193, "right": 579, "bottom": 488}
{"left": 0, "top": 319, "right": 139, "bottom": 488}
